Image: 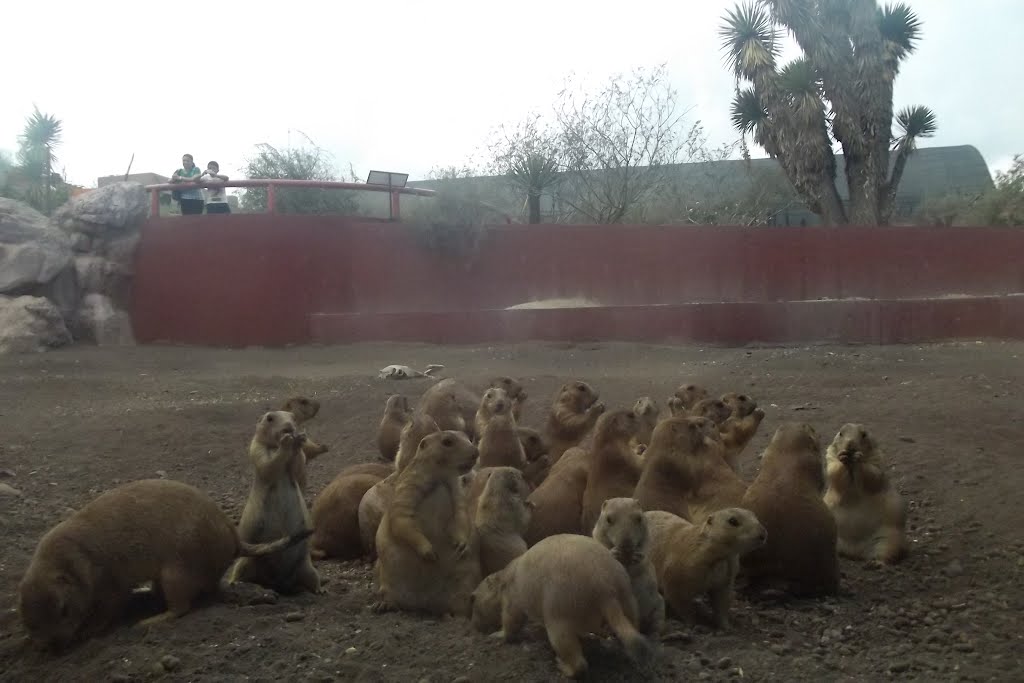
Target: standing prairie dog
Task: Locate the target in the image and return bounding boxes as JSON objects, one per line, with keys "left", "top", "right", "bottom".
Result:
{"left": 544, "top": 380, "right": 605, "bottom": 463}
{"left": 18, "top": 479, "right": 311, "bottom": 648}
{"left": 476, "top": 467, "right": 534, "bottom": 577}
{"left": 645, "top": 507, "right": 766, "bottom": 629}
{"left": 489, "top": 376, "right": 528, "bottom": 424}
{"left": 634, "top": 416, "right": 711, "bottom": 521}
{"left": 478, "top": 389, "right": 528, "bottom": 470}
{"left": 374, "top": 431, "right": 481, "bottom": 616}
{"left": 359, "top": 413, "right": 440, "bottom": 556}
{"left": 592, "top": 498, "right": 665, "bottom": 637}
{"left": 824, "top": 423, "right": 908, "bottom": 564}
{"left": 631, "top": 397, "right": 660, "bottom": 450}
{"left": 580, "top": 409, "right": 642, "bottom": 534}
{"left": 741, "top": 422, "right": 840, "bottom": 596}
{"left": 470, "top": 534, "right": 653, "bottom": 679}
{"left": 674, "top": 384, "right": 709, "bottom": 410}
{"left": 524, "top": 447, "right": 589, "bottom": 545}
{"left": 690, "top": 397, "right": 733, "bottom": 426}
{"left": 377, "top": 395, "right": 411, "bottom": 461}
{"left": 717, "top": 392, "right": 764, "bottom": 471}
{"left": 280, "top": 395, "right": 330, "bottom": 490}
{"left": 230, "top": 411, "right": 320, "bottom": 594}
{"left": 517, "top": 426, "right": 552, "bottom": 487}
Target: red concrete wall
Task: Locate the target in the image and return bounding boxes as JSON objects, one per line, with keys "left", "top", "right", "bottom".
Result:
{"left": 130, "top": 214, "right": 1024, "bottom": 346}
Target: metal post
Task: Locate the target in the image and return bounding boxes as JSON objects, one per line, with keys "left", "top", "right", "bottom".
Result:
{"left": 387, "top": 176, "right": 394, "bottom": 220}
{"left": 391, "top": 191, "right": 401, "bottom": 221}
{"left": 150, "top": 189, "right": 160, "bottom": 217}
{"left": 267, "top": 183, "right": 277, "bottom": 214}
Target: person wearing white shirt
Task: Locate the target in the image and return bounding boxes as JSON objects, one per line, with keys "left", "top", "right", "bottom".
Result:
{"left": 201, "top": 161, "right": 231, "bottom": 214}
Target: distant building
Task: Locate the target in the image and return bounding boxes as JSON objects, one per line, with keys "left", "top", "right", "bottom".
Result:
{"left": 97, "top": 172, "right": 169, "bottom": 188}
{"left": 409, "top": 145, "right": 995, "bottom": 226}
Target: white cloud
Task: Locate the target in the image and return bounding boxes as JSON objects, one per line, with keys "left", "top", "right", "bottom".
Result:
{"left": 2, "top": 0, "right": 1020, "bottom": 187}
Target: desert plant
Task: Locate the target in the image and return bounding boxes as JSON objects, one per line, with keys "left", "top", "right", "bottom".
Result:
{"left": 241, "top": 133, "right": 358, "bottom": 215}
{"left": 721, "top": 1, "right": 937, "bottom": 225}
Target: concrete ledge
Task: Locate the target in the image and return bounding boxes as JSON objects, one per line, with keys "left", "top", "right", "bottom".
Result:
{"left": 309, "top": 296, "right": 1024, "bottom": 346}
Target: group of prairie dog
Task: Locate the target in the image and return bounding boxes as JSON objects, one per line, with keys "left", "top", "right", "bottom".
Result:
{"left": 16, "top": 376, "right": 909, "bottom": 679}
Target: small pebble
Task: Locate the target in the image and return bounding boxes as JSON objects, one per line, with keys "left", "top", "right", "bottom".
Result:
{"left": 344, "top": 647, "right": 357, "bottom": 655}
{"left": 889, "top": 661, "right": 911, "bottom": 674}
{"left": 944, "top": 560, "right": 964, "bottom": 577}
{"left": 717, "top": 657, "right": 732, "bottom": 670}
{"left": 0, "top": 483, "right": 22, "bottom": 497}
{"left": 285, "top": 611, "right": 304, "bottom": 622}
{"left": 160, "top": 655, "right": 181, "bottom": 672}
{"left": 0, "top": 469, "right": 14, "bottom": 478}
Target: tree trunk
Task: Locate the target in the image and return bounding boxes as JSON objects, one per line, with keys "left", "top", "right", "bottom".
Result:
{"left": 844, "top": 156, "right": 883, "bottom": 226}
{"left": 816, "top": 177, "right": 849, "bottom": 226}
{"left": 527, "top": 189, "right": 542, "bottom": 224}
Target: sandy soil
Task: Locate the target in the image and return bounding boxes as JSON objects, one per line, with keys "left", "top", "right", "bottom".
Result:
{"left": 0, "top": 341, "right": 1022, "bottom": 682}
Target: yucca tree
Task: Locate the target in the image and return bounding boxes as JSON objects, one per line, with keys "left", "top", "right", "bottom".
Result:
{"left": 17, "top": 106, "right": 64, "bottom": 214}
{"left": 721, "top": 1, "right": 937, "bottom": 226}
{"left": 487, "top": 114, "right": 563, "bottom": 224}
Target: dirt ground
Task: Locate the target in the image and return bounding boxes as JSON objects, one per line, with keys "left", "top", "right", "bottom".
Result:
{"left": 1, "top": 341, "right": 1022, "bottom": 682}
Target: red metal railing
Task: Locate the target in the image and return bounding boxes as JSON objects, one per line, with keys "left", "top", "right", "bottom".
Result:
{"left": 144, "top": 178, "right": 436, "bottom": 219}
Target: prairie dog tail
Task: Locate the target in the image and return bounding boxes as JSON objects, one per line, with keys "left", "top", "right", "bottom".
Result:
{"left": 237, "top": 528, "right": 313, "bottom": 557}
{"left": 601, "top": 599, "right": 654, "bottom": 664}
{"left": 422, "top": 364, "right": 445, "bottom": 377}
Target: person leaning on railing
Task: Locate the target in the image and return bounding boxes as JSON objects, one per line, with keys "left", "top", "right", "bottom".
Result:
{"left": 200, "top": 161, "right": 230, "bottom": 214}
{"left": 169, "top": 153, "right": 205, "bottom": 215}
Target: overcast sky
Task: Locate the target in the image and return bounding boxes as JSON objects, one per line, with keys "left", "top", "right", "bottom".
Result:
{"left": 2, "top": 0, "right": 1020, "bottom": 188}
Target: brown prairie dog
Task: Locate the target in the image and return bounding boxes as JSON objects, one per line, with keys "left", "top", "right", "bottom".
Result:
{"left": 475, "top": 467, "right": 533, "bottom": 577}
{"left": 489, "top": 376, "right": 528, "bottom": 424}
{"left": 544, "top": 380, "right": 605, "bottom": 463}
{"left": 634, "top": 416, "right": 711, "bottom": 521}
{"left": 740, "top": 422, "right": 840, "bottom": 597}
{"left": 377, "top": 394, "right": 411, "bottom": 461}
{"left": 824, "top": 423, "right": 908, "bottom": 564}
{"left": 524, "top": 448, "right": 589, "bottom": 545}
{"left": 469, "top": 534, "right": 653, "bottom": 679}
{"left": 18, "top": 479, "right": 311, "bottom": 648}
{"left": 374, "top": 431, "right": 481, "bottom": 616}
{"left": 645, "top": 507, "right": 766, "bottom": 629}
{"left": 230, "top": 411, "right": 320, "bottom": 594}
{"left": 477, "top": 389, "right": 528, "bottom": 469}
{"left": 359, "top": 413, "right": 440, "bottom": 556}
{"left": 674, "top": 383, "right": 709, "bottom": 411}
{"left": 631, "top": 396, "right": 660, "bottom": 449}
{"left": 280, "top": 395, "right": 329, "bottom": 489}
{"left": 580, "top": 410, "right": 643, "bottom": 534}
{"left": 592, "top": 498, "right": 665, "bottom": 637}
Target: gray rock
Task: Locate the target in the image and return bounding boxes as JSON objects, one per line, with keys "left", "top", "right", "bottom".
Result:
{"left": 52, "top": 182, "right": 148, "bottom": 237}
{"left": 0, "top": 483, "right": 23, "bottom": 497}
{"left": 33, "top": 264, "right": 80, "bottom": 320}
{"left": 75, "top": 294, "right": 135, "bottom": 346}
{"left": 0, "top": 198, "right": 73, "bottom": 293}
{"left": 0, "top": 295, "right": 72, "bottom": 353}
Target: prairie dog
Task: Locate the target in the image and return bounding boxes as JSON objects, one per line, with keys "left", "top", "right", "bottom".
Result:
{"left": 311, "top": 472, "right": 383, "bottom": 560}
{"left": 280, "top": 396, "right": 330, "bottom": 490}
{"left": 18, "top": 479, "right": 310, "bottom": 648}
{"left": 631, "top": 396, "right": 660, "bottom": 449}
{"left": 741, "top": 422, "right": 840, "bottom": 596}
{"left": 524, "top": 449, "right": 589, "bottom": 545}
{"left": 824, "top": 423, "right": 908, "bottom": 564}
{"left": 470, "top": 534, "right": 653, "bottom": 679}
{"left": 544, "top": 381, "right": 605, "bottom": 462}
{"left": 488, "top": 376, "right": 528, "bottom": 425}
{"left": 230, "top": 411, "right": 319, "bottom": 594}
{"left": 476, "top": 467, "right": 533, "bottom": 576}
{"left": 580, "top": 410, "right": 642, "bottom": 534}
{"left": 674, "top": 384, "right": 709, "bottom": 411}
{"left": 374, "top": 431, "right": 481, "bottom": 616}
{"left": 359, "top": 413, "right": 440, "bottom": 556}
{"left": 377, "top": 394, "right": 411, "bottom": 461}
{"left": 517, "top": 426, "right": 552, "bottom": 487}
{"left": 717, "top": 392, "right": 764, "bottom": 471}
{"left": 635, "top": 416, "right": 708, "bottom": 520}
{"left": 394, "top": 413, "right": 441, "bottom": 472}
{"left": 478, "top": 389, "right": 527, "bottom": 469}
{"left": 592, "top": 498, "right": 665, "bottom": 637}
{"left": 645, "top": 507, "right": 766, "bottom": 629}
{"left": 690, "top": 397, "right": 732, "bottom": 426}
{"left": 418, "top": 378, "right": 479, "bottom": 438}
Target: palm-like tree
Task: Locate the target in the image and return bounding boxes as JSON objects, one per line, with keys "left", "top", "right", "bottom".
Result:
{"left": 721, "top": 1, "right": 937, "bottom": 225}
{"left": 17, "top": 106, "right": 64, "bottom": 214}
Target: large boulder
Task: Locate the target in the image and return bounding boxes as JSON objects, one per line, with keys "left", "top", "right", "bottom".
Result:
{"left": 74, "top": 293, "right": 135, "bottom": 346}
{"left": 0, "top": 199, "right": 74, "bottom": 293}
{"left": 0, "top": 295, "right": 72, "bottom": 353}
{"left": 52, "top": 181, "right": 148, "bottom": 238}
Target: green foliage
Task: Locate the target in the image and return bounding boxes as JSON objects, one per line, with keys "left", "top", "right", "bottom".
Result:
{"left": 240, "top": 134, "right": 359, "bottom": 215}
{"left": 720, "top": 0, "right": 937, "bottom": 225}
{"left": 401, "top": 166, "right": 506, "bottom": 257}
{"left": 913, "top": 156, "right": 1024, "bottom": 227}
{"left": 13, "top": 106, "right": 66, "bottom": 214}
{"left": 486, "top": 114, "right": 563, "bottom": 224}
